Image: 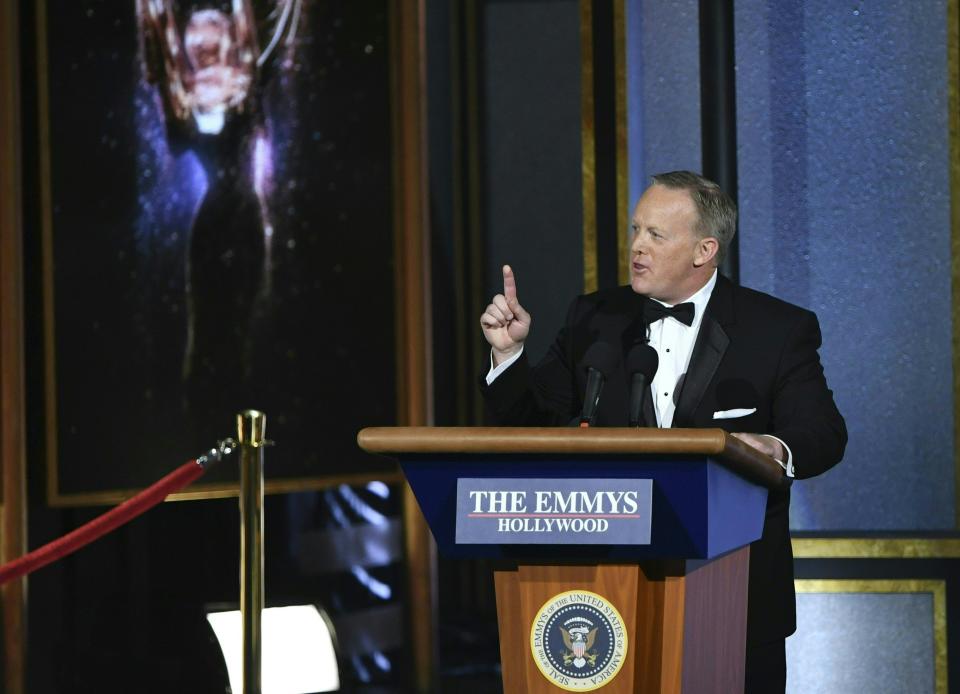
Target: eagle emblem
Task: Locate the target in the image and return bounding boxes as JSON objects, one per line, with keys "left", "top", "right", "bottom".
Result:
{"left": 560, "top": 625, "right": 599, "bottom": 668}
{"left": 530, "top": 590, "right": 629, "bottom": 689}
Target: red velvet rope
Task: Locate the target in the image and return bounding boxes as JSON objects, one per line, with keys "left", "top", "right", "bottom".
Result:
{"left": 0, "top": 459, "right": 206, "bottom": 586}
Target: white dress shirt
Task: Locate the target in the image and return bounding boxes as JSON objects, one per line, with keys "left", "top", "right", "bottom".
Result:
{"left": 647, "top": 270, "right": 717, "bottom": 429}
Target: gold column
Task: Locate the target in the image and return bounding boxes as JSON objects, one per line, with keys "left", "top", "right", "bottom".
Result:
{"left": 0, "top": 0, "right": 27, "bottom": 692}
{"left": 238, "top": 410, "right": 266, "bottom": 694}
{"left": 391, "top": 0, "right": 437, "bottom": 690}
{"left": 948, "top": 0, "right": 960, "bottom": 528}
{"left": 580, "top": 0, "right": 598, "bottom": 293}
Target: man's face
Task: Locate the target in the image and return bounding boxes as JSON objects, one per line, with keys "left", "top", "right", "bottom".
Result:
{"left": 628, "top": 184, "right": 709, "bottom": 304}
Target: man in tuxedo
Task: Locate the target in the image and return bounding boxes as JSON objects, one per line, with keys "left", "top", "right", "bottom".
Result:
{"left": 478, "top": 170, "right": 846, "bottom": 693}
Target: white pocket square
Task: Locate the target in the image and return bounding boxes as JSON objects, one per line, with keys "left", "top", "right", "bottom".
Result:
{"left": 712, "top": 407, "right": 757, "bottom": 420}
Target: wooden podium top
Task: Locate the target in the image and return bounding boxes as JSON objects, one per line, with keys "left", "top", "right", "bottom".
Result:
{"left": 358, "top": 426, "right": 789, "bottom": 490}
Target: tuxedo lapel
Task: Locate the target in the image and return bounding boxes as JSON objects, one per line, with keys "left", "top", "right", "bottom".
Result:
{"left": 672, "top": 275, "right": 734, "bottom": 428}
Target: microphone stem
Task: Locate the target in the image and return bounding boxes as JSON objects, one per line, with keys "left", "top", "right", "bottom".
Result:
{"left": 580, "top": 367, "right": 604, "bottom": 426}
{"left": 629, "top": 373, "right": 648, "bottom": 427}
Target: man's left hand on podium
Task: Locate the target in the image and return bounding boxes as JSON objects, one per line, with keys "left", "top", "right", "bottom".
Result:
{"left": 731, "top": 432, "right": 785, "bottom": 463}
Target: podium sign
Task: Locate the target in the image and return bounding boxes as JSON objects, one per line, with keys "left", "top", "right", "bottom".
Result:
{"left": 455, "top": 478, "right": 653, "bottom": 545}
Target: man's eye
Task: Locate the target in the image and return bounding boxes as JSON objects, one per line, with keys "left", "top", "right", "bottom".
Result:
{"left": 649, "top": 230, "right": 663, "bottom": 240}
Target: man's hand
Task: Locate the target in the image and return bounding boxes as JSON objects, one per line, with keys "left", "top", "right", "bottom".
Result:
{"left": 480, "top": 265, "right": 532, "bottom": 365}
{"left": 731, "top": 432, "right": 785, "bottom": 462}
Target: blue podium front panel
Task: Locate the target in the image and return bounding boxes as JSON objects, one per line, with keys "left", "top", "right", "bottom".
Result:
{"left": 400, "top": 454, "right": 767, "bottom": 561}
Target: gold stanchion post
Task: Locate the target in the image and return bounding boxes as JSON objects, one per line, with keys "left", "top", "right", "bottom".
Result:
{"left": 238, "top": 409, "right": 266, "bottom": 694}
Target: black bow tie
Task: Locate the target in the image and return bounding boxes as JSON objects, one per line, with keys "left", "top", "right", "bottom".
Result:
{"left": 644, "top": 299, "right": 695, "bottom": 326}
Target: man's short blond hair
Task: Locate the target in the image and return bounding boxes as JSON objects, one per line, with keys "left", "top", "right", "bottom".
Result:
{"left": 651, "top": 171, "right": 737, "bottom": 264}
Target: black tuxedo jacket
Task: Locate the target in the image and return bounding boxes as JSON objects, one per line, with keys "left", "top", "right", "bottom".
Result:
{"left": 481, "top": 274, "right": 847, "bottom": 643}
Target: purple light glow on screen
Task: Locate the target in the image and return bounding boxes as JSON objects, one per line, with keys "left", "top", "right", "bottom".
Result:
{"left": 134, "top": 85, "right": 208, "bottom": 254}
{"left": 253, "top": 130, "right": 275, "bottom": 242}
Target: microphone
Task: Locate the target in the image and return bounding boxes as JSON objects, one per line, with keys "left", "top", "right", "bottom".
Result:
{"left": 626, "top": 344, "right": 659, "bottom": 427}
{"left": 579, "top": 342, "right": 619, "bottom": 427}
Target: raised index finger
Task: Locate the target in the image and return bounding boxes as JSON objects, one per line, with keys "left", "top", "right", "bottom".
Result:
{"left": 503, "top": 264, "right": 517, "bottom": 302}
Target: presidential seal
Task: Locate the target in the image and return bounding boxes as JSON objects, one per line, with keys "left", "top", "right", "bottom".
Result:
{"left": 529, "top": 590, "right": 628, "bottom": 691}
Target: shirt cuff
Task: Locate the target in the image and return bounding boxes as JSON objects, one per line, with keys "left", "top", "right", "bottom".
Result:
{"left": 485, "top": 347, "right": 524, "bottom": 385}
{"left": 763, "top": 434, "right": 794, "bottom": 477}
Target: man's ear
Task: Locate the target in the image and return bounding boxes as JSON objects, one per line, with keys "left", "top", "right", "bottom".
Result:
{"left": 693, "top": 236, "right": 720, "bottom": 267}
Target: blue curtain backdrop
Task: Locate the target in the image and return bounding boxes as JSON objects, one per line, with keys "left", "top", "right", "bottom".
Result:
{"left": 735, "top": 0, "right": 954, "bottom": 532}
{"left": 627, "top": 0, "right": 955, "bottom": 532}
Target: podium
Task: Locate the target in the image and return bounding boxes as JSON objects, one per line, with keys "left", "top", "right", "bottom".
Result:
{"left": 358, "top": 427, "right": 788, "bottom": 693}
